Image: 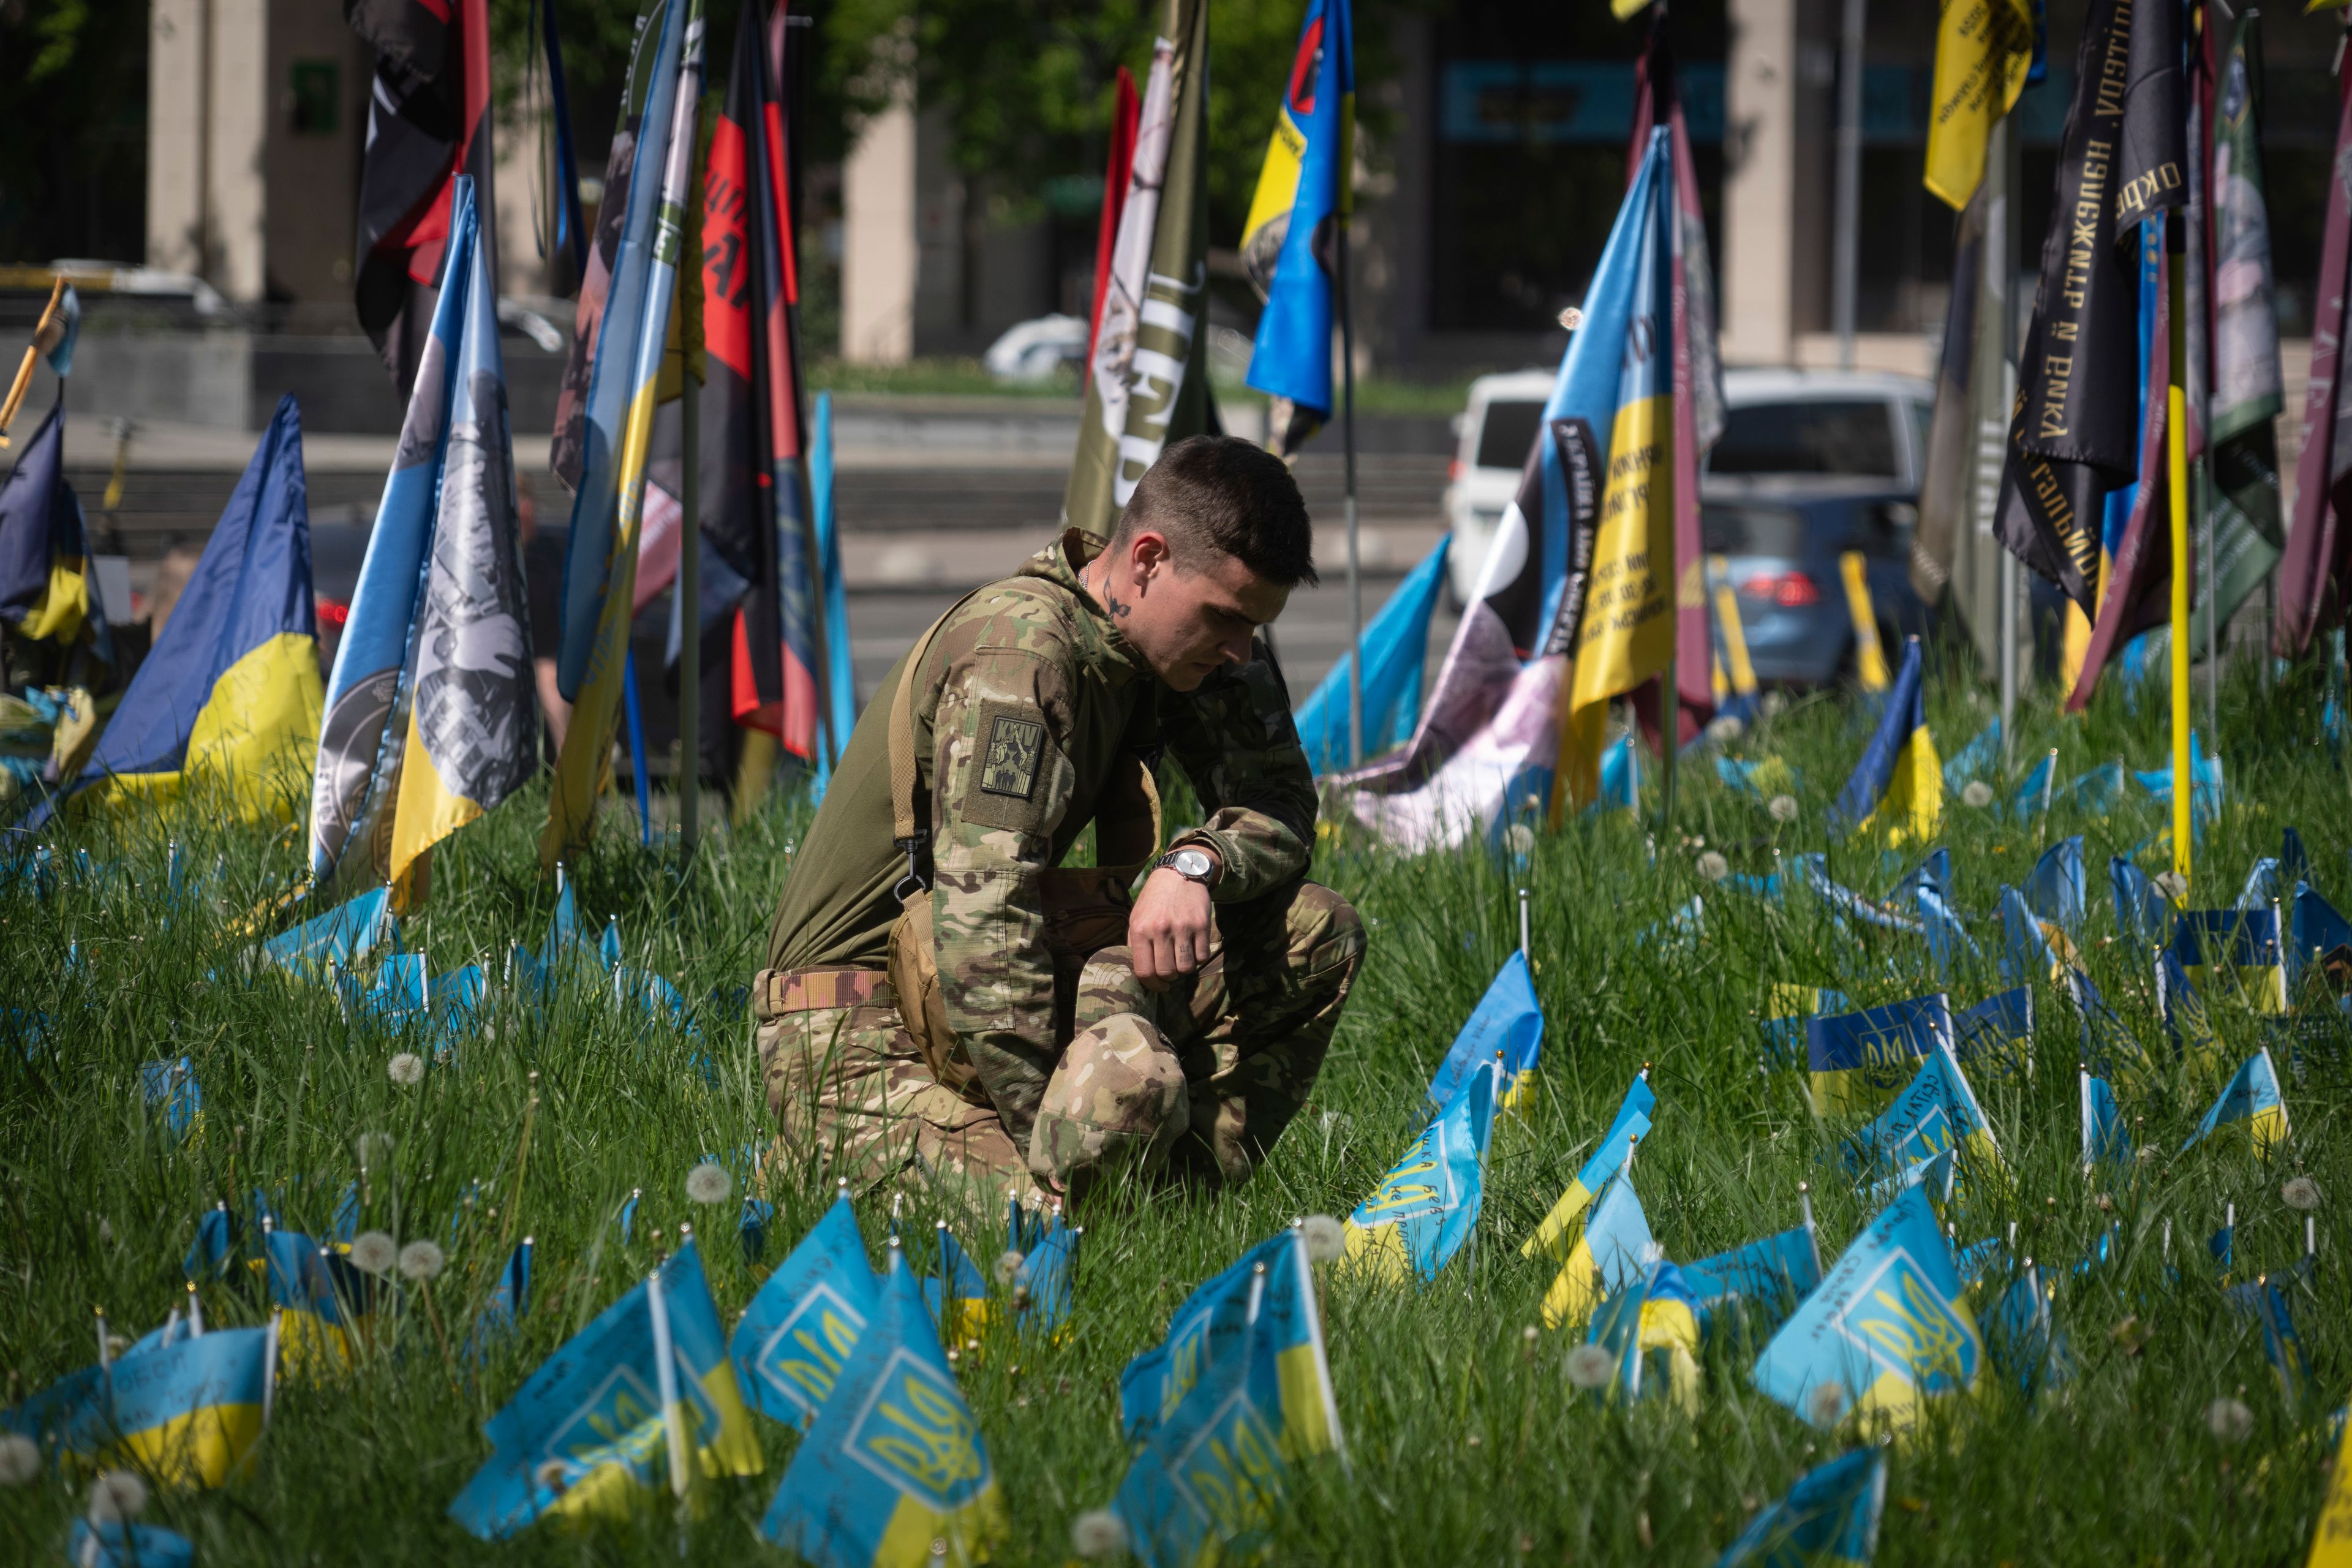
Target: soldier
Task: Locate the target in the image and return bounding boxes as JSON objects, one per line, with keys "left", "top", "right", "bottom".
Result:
{"left": 755, "top": 435, "right": 1364, "bottom": 1209}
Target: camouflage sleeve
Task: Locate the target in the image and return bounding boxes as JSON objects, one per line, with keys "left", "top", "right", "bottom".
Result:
{"left": 1159, "top": 638, "right": 1317, "bottom": 902}
{"left": 924, "top": 607, "right": 1079, "bottom": 1145}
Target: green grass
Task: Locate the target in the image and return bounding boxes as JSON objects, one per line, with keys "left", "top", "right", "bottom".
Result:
{"left": 3, "top": 646, "right": 2349, "bottom": 1564}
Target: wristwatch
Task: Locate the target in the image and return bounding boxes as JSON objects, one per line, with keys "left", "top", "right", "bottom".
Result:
{"left": 1155, "top": 845, "right": 1221, "bottom": 889}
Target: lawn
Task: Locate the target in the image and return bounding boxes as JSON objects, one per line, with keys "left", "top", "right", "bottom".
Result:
{"left": 1, "top": 644, "right": 2345, "bottom": 1564}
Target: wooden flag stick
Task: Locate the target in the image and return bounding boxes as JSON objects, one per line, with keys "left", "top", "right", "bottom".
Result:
{"left": 0, "top": 276, "right": 65, "bottom": 444}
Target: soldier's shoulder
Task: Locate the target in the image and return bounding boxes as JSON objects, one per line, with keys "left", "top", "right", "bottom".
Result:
{"left": 935, "top": 579, "right": 1084, "bottom": 666}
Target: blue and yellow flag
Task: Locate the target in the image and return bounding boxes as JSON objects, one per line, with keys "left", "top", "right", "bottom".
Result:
{"left": 1108, "top": 1228, "right": 1340, "bottom": 1567}
{"left": 1752, "top": 1183, "right": 1980, "bottom": 1434}
{"left": 71, "top": 1521, "right": 195, "bottom": 1568}
{"left": 1585, "top": 1257, "right": 1702, "bottom": 1412}
{"left": 2111, "top": 854, "right": 2171, "bottom": 942}
{"left": 543, "top": 0, "right": 701, "bottom": 868}
{"left": 1007, "top": 1200, "right": 1077, "bottom": 1338}
{"left": 1917, "top": 886, "right": 1979, "bottom": 976}
{"left": 1842, "top": 1039, "right": 2001, "bottom": 1179}
{"left": 2172, "top": 908, "right": 2288, "bottom": 1014}
{"left": 2226, "top": 1272, "right": 2310, "bottom": 1403}
{"left": 2079, "top": 1069, "right": 2132, "bottom": 1177}
{"left": 2154, "top": 945, "right": 2219, "bottom": 1060}
{"left": 1540, "top": 1169, "right": 1657, "bottom": 1330}
{"left": 466, "top": 1239, "right": 534, "bottom": 1365}
{"left": 1524, "top": 1071, "right": 1653, "bottom": 1259}
{"left": 1714, "top": 1447, "right": 1887, "bottom": 1568}
{"left": 1683, "top": 1224, "right": 1823, "bottom": 1339}
{"left": 729, "top": 1191, "right": 877, "bottom": 1430}
{"left": 1425, "top": 950, "right": 1542, "bottom": 1121}
{"left": 67, "top": 397, "right": 319, "bottom": 823}
{"left": 1807, "top": 994, "right": 1956, "bottom": 1118}
{"left": 1559, "top": 131, "right": 1678, "bottom": 809}
{"left": 451, "top": 1241, "right": 760, "bottom": 1537}
{"left": 255, "top": 885, "right": 397, "bottom": 979}
{"left": 1998, "top": 884, "right": 2066, "bottom": 986}
{"left": 266, "top": 1227, "right": 390, "bottom": 1374}
{"left": 1342, "top": 1058, "right": 1497, "bottom": 1284}
{"left": 1118, "top": 1227, "right": 1341, "bottom": 1459}
{"left": 924, "top": 1224, "right": 993, "bottom": 1348}
{"left": 1241, "top": 0, "right": 1354, "bottom": 453}
{"left": 2290, "top": 881, "right": 2352, "bottom": 997}
{"left": 0, "top": 404, "right": 102, "bottom": 649}
{"left": 1953, "top": 986, "right": 2033, "bottom": 1080}
{"left": 1762, "top": 988, "right": 1850, "bottom": 1072}
{"left": 1828, "top": 636, "right": 1940, "bottom": 842}
{"left": 4, "top": 1324, "right": 271, "bottom": 1490}
{"left": 761, "top": 1240, "right": 1006, "bottom": 1568}
{"left": 2179, "top": 1048, "right": 2290, "bottom": 1158}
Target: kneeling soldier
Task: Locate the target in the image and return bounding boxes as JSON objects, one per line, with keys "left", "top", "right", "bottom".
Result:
{"left": 755, "top": 435, "right": 1363, "bottom": 1208}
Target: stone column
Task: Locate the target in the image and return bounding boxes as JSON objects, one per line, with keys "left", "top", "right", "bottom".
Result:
{"left": 1722, "top": 0, "right": 1798, "bottom": 366}
{"left": 146, "top": 0, "right": 209, "bottom": 276}
{"left": 206, "top": 0, "right": 270, "bottom": 303}
{"left": 840, "top": 86, "right": 918, "bottom": 364}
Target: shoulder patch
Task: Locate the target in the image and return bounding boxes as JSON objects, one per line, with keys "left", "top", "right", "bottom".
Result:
{"left": 961, "top": 699, "right": 1053, "bottom": 833}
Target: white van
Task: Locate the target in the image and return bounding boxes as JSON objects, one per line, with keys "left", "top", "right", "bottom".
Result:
{"left": 1441, "top": 366, "right": 1934, "bottom": 605}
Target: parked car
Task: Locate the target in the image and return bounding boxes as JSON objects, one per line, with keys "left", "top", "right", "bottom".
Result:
{"left": 1703, "top": 488, "right": 1931, "bottom": 687}
{"left": 983, "top": 314, "right": 1088, "bottom": 383}
{"left": 1441, "top": 366, "right": 1934, "bottom": 684}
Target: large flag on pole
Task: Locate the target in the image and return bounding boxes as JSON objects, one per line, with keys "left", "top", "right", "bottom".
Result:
{"left": 1558, "top": 130, "right": 1677, "bottom": 810}
{"left": 542, "top": 0, "right": 701, "bottom": 869}
{"left": 1086, "top": 68, "right": 1141, "bottom": 371}
{"left": 1992, "top": 0, "right": 2185, "bottom": 617}
{"left": 1065, "top": 0, "right": 1213, "bottom": 537}
{"left": 1242, "top": 0, "right": 1353, "bottom": 458}
{"left": 348, "top": 0, "right": 496, "bottom": 399}
{"left": 66, "top": 397, "right": 318, "bottom": 822}
{"left": 1922, "top": 0, "right": 2030, "bottom": 211}
{"left": 2275, "top": 43, "right": 2352, "bottom": 658}
{"left": 1293, "top": 537, "right": 1446, "bottom": 772}
{"left": 2192, "top": 9, "right": 2284, "bottom": 652}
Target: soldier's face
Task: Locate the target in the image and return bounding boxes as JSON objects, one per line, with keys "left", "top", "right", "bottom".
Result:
{"left": 1111, "top": 532, "right": 1290, "bottom": 691}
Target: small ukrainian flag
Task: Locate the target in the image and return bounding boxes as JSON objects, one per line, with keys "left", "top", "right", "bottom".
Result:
{"left": 1828, "top": 636, "right": 1941, "bottom": 842}
{"left": 1807, "top": 994, "right": 1956, "bottom": 1118}
{"left": 2180, "top": 1048, "right": 2290, "bottom": 1159}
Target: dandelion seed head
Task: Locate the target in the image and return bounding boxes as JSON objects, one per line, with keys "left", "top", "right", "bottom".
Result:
{"left": 533, "top": 1458, "right": 570, "bottom": 1494}
{"left": 1300, "top": 1215, "right": 1346, "bottom": 1263}
{"left": 0, "top": 1433, "right": 38, "bottom": 1485}
{"left": 1807, "top": 1380, "right": 1849, "bottom": 1426}
{"left": 2154, "top": 872, "right": 2188, "bottom": 902}
{"left": 2282, "top": 1177, "right": 2321, "bottom": 1212}
{"left": 2206, "top": 1396, "right": 2254, "bottom": 1444}
{"left": 86, "top": 1469, "right": 146, "bottom": 1523}
{"left": 685, "top": 1162, "right": 732, "bottom": 1205}
{"left": 398, "top": 1239, "right": 446, "bottom": 1281}
{"left": 1767, "top": 794, "right": 1800, "bottom": 824}
{"left": 387, "top": 1053, "right": 425, "bottom": 1087}
{"left": 353, "top": 1131, "right": 394, "bottom": 1166}
{"left": 1565, "top": 1344, "right": 1615, "bottom": 1390}
{"left": 1071, "top": 1509, "right": 1129, "bottom": 1558}
{"left": 1962, "top": 780, "right": 1994, "bottom": 809}
{"left": 349, "top": 1231, "right": 398, "bottom": 1275}
{"left": 1697, "top": 851, "right": 1730, "bottom": 883}
{"left": 995, "top": 1250, "right": 1027, "bottom": 1285}
{"left": 1706, "top": 715, "right": 1745, "bottom": 745}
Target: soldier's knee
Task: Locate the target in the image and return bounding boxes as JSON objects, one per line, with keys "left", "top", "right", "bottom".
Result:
{"left": 1027, "top": 1014, "right": 1189, "bottom": 1189}
{"left": 1286, "top": 882, "right": 1366, "bottom": 992}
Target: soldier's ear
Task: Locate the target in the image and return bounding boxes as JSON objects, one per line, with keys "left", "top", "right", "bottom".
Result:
{"left": 1128, "top": 529, "right": 1174, "bottom": 582}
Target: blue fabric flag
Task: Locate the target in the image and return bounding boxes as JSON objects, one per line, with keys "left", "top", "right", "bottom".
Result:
{"left": 2111, "top": 855, "right": 2169, "bottom": 943}
{"left": 1760, "top": 988, "right": 1851, "bottom": 1072}
{"left": 0, "top": 403, "right": 104, "bottom": 657}
{"left": 1681, "top": 1224, "right": 1824, "bottom": 1339}
{"left": 1842, "top": 1039, "right": 2000, "bottom": 1177}
{"left": 2238, "top": 856, "right": 2281, "bottom": 911}
{"left": 2133, "top": 731, "right": 2223, "bottom": 835}
{"left": 1827, "top": 638, "right": 1940, "bottom": 840}
{"left": 1942, "top": 718, "right": 1999, "bottom": 788}
{"left": 809, "top": 392, "right": 858, "bottom": 796}
{"left": 731, "top": 1192, "right": 879, "bottom": 1431}
{"left": 2171, "top": 907, "right": 2287, "bottom": 1012}
{"left": 1343, "top": 1060, "right": 1497, "bottom": 1284}
{"left": 2154, "top": 944, "right": 2218, "bottom": 1056}
{"left": 466, "top": 1240, "right": 535, "bottom": 1364}
{"left": 2024, "top": 836, "right": 2086, "bottom": 934}
{"left": 1425, "top": 950, "right": 1542, "bottom": 1114}
{"left": 255, "top": 885, "right": 397, "bottom": 978}
{"left": 1243, "top": 0, "right": 1354, "bottom": 434}
{"left": 1953, "top": 986, "right": 2033, "bottom": 1079}
{"left": 6, "top": 1324, "right": 271, "bottom": 1489}
{"left": 141, "top": 1058, "right": 202, "bottom": 1140}
{"left": 1888, "top": 848, "right": 1951, "bottom": 903}
{"left": 1999, "top": 884, "right": 2062, "bottom": 986}
{"left": 2080, "top": 1069, "right": 2131, "bottom": 1177}
{"left": 184, "top": 1204, "right": 234, "bottom": 1281}
{"left": 1539, "top": 1168, "right": 1657, "bottom": 1330}
{"left": 70, "top": 1522, "right": 195, "bottom": 1568}
{"left": 1524, "top": 1072, "right": 1655, "bottom": 1258}
{"left": 760, "top": 1242, "right": 1006, "bottom": 1567}
{"left": 1714, "top": 1447, "right": 1887, "bottom": 1568}
{"left": 450, "top": 1241, "right": 762, "bottom": 1539}
{"left": 1916, "top": 886, "right": 1981, "bottom": 976}
{"left": 1007, "top": 1201, "right": 1077, "bottom": 1338}
{"left": 2225, "top": 1272, "right": 2311, "bottom": 1401}
{"left": 924, "top": 1225, "right": 992, "bottom": 1347}
{"left": 2290, "top": 882, "right": 2352, "bottom": 995}
{"left": 1806, "top": 993, "right": 1956, "bottom": 1117}
{"left": 2179, "top": 1048, "right": 2290, "bottom": 1158}
{"left": 1752, "top": 1183, "right": 1980, "bottom": 1433}
{"left": 1295, "top": 536, "right": 1449, "bottom": 772}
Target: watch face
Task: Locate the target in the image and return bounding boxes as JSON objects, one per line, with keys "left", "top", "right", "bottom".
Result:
{"left": 1174, "top": 849, "right": 1213, "bottom": 878}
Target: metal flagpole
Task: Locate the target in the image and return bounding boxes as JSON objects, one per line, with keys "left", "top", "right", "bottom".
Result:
{"left": 677, "top": 92, "right": 704, "bottom": 863}
{"left": 1995, "top": 114, "right": 2019, "bottom": 762}
{"left": 1832, "top": 0, "right": 1866, "bottom": 370}
{"left": 1338, "top": 205, "right": 1362, "bottom": 769}
{"left": 2168, "top": 212, "right": 2193, "bottom": 893}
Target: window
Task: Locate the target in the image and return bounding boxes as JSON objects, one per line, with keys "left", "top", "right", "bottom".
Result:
{"left": 1473, "top": 400, "right": 1545, "bottom": 471}
{"left": 1701, "top": 504, "right": 1807, "bottom": 557}
{"left": 1708, "top": 399, "right": 1900, "bottom": 478}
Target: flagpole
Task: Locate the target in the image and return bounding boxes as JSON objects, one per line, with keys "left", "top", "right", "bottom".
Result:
{"left": 1338, "top": 205, "right": 1362, "bottom": 770}
{"left": 1831, "top": 0, "right": 1865, "bottom": 371}
{"left": 1996, "top": 114, "right": 2020, "bottom": 767}
{"left": 2167, "top": 211, "right": 2192, "bottom": 894}
{"left": 679, "top": 202, "right": 703, "bottom": 864}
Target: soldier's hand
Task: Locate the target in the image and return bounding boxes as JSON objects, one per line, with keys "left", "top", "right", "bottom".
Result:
{"left": 1130, "top": 867, "right": 1216, "bottom": 992}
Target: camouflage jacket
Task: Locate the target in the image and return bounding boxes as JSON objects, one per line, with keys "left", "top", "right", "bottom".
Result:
{"left": 918, "top": 529, "right": 1316, "bottom": 1144}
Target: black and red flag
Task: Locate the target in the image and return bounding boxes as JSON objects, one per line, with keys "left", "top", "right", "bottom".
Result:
{"left": 347, "top": 0, "right": 496, "bottom": 399}
{"left": 705, "top": 0, "right": 823, "bottom": 758}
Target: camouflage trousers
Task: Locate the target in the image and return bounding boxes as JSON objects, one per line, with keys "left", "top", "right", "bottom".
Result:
{"left": 753, "top": 879, "right": 1364, "bottom": 1210}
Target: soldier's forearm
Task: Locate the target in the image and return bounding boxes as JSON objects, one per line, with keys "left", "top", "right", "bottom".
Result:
{"left": 1172, "top": 802, "right": 1313, "bottom": 902}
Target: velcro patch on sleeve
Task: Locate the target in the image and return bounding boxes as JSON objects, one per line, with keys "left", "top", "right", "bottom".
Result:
{"left": 960, "top": 699, "right": 1053, "bottom": 833}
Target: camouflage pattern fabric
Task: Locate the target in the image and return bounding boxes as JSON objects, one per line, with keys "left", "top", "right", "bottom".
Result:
{"left": 754, "top": 877, "right": 1362, "bottom": 1207}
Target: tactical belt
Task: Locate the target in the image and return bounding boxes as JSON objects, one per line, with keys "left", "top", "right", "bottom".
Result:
{"left": 762, "top": 967, "right": 894, "bottom": 1014}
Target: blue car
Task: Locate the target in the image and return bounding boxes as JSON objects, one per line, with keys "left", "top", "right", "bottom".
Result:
{"left": 1703, "top": 485, "right": 1934, "bottom": 688}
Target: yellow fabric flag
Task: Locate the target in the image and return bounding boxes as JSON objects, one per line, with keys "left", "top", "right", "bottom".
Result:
{"left": 1924, "top": 0, "right": 2033, "bottom": 210}
{"left": 1561, "top": 392, "right": 1676, "bottom": 806}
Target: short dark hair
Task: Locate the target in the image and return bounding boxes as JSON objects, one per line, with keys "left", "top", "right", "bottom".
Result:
{"left": 1117, "top": 434, "right": 1318, "bottom": 588}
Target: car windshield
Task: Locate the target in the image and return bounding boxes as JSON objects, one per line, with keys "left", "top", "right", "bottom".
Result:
{"left": 1709, "top": 399, "right": 1898, "bottom": 478}
{"left": 1701, "top": 503, "right": 1807, "bottom": 558}
{"left": 1474, "top": 399, "right": 1545, "bottom": 471}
